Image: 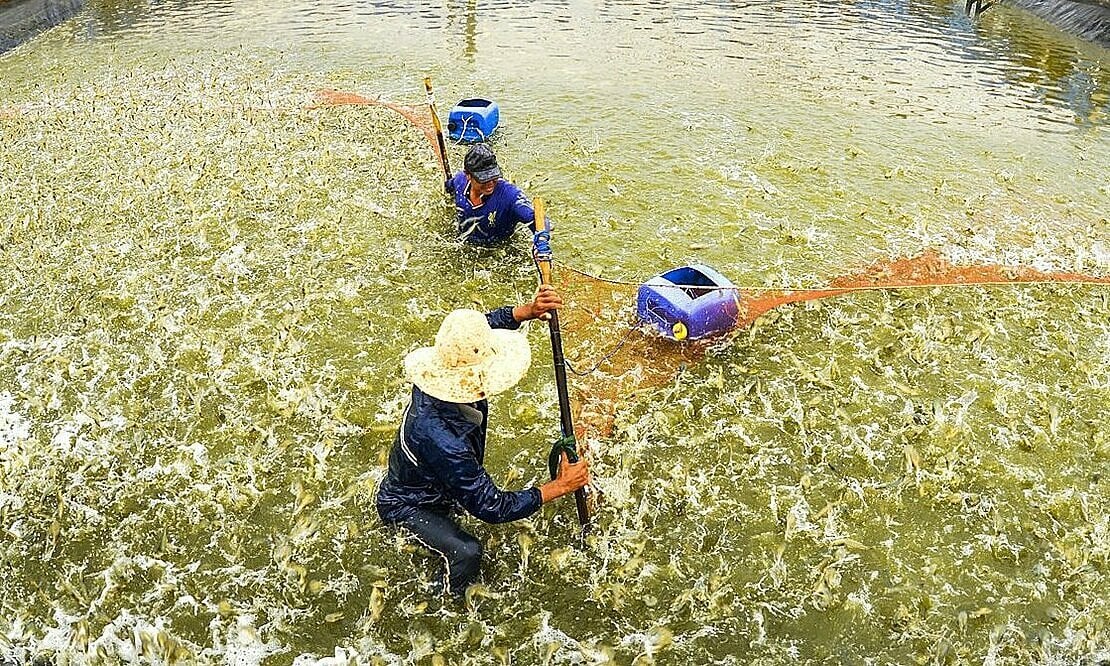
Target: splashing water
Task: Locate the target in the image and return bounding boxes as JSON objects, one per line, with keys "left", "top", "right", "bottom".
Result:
{"left": 552, "top": 251, "right": 1110, "bottom": 444}
{"left": 2, "top": 6, "right": 1109, "bottom": 665}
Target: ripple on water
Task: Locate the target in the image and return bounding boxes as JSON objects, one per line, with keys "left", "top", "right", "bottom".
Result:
{"left": 1, "top": 3, "right": 1108, "bottom": 665}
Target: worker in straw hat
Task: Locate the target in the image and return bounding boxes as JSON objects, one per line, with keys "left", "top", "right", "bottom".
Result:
{"left": 376, "top": 285, "right": 590, "bottom": 595}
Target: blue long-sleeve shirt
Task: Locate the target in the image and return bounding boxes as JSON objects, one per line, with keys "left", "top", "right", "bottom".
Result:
{"left": 447, "top": 172, "right": 537, "bottom": 246}
{"left": 376, "top": 307, "right": 542, "bottom": 524}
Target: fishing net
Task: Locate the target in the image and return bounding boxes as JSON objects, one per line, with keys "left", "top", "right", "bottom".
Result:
{"left": 312, "top": 86, "right": 1110, "bottom": 455}
{"left": 312, "top": 88, "right": 444, "bottom": 166}
{"left": 551, "top": 251, "right": 1110, "bottom": 443}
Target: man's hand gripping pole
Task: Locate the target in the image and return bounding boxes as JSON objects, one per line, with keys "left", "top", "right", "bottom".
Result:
{"left": 532, "top": 199, "right": 591, "bottom": 531}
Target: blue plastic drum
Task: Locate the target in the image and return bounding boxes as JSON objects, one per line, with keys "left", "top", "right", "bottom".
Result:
{"left": 447, "top": 98, "right": 499, "bottom": 143}
{"left": 636, "top": 265, "right": 740, "bottom": 340}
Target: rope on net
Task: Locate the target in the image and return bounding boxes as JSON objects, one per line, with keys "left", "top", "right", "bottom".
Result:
{"left": 310, "top": 89, "right": 1110, "bottom": 437}
{"left": 551, "top": 251, "right": 1110, "bottom": 440}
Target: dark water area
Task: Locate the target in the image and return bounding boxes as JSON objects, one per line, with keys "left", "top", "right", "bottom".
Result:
{"left": 1007, "top": 0, "right": 1110, "bottom": 46}
{"left": 0, "top": 0, "right": 84, "bottom": 52}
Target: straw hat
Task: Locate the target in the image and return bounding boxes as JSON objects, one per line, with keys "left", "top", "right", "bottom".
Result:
{"left": 404, "top": 309, "right": 531, "bottom": 403}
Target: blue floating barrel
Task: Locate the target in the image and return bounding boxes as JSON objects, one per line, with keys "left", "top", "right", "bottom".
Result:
{"left": 637, "top": 265, "right": 740, "bottom": 340}
{"left": 447, "top": 98, "right": 499, "bottom": 143}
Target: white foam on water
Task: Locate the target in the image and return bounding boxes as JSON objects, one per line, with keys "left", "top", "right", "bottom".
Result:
{"left": 212, "top": 243, "right": 254, "bottom": 285}
{"left": 37, "top": 609, "right": 80, "bottom": 654}
{"left": 292, "top": 646, "right": 359, "bottom": 666}
{"left": 1036, "top": 640, "right": 1110, "bottom": 666}
{"left": 211, "top": 614, "right": 282, "bottom": 666}
{"left": 0, "top": 391, "right": 31, "bottom": 447}
{"left": 530, "top": 612, "right": 584, "bottom": 665}
{"left": 0, "top": 392, "right": 34, "bottom": 520}
{"left": 223, "top": 642, "right": 282, "bottom": 666}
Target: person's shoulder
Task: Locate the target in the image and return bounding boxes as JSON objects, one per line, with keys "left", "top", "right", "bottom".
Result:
{"left": 409, "top": 392, "right": 478, "bottom": 447}
{"left": 495, "top": 180, "right": 531, "bottom": 209}
{"left": 499, "top": 179, "right": 525, "bottom": 196}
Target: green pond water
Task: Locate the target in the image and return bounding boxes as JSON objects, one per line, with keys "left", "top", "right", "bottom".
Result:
{"left": 1, "top": 1, "right": 1108, "bottom": 664}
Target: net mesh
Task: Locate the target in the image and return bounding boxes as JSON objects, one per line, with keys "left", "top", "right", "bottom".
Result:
{"left": 313, "top": 88, "right": 1110, "bottom": 451}
{"left": 552, "top": 251, "right": 1110, "bottom": 443}
{"left": 313, "top": 88, "right": 444, "bottom": 165}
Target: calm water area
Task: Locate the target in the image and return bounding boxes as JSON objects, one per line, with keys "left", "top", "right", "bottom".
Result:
{"left": 1, "top": 0, "right": 1108, "bottom": 664}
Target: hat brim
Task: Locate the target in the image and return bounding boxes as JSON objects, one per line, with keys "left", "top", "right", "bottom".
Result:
{"left": 469, "top": 166, "right": 501, "bottom": 183}
{"left": 404, "top": 329, "right": 531, "bottom": 403}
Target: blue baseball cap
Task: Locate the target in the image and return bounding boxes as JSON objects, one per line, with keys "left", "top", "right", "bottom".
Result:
{"left": 464, "top": 144, "right": 501, "bottom": 183}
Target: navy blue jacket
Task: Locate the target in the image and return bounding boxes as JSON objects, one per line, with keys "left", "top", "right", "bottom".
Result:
{"left": 376, "top": 307, "right": 543, "bottom": 524}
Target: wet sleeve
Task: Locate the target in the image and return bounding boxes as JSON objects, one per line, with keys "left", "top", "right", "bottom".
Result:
{"left": 508, "top": 186, "right": 539, "bottom": 232}
{"left": 425, "top": 433, "right": 542, "bottom": 524}
{"left": 446, "top": 171, "right": 462, "bottom": 194}
{"left": 485, "top": 306, "right": 521, "bottom": 331}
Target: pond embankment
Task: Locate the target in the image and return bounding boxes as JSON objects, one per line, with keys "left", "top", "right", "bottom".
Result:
{"left": 1007, "top": 0, "right": 1110, "bottom": 46}
{"left": 0, "top": 0, "right": 85, "bottom": 52}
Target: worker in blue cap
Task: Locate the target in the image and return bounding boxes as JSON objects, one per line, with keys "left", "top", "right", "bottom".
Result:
{"left": 447, "top": 144, "right": 544, "bottom": 246}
